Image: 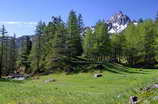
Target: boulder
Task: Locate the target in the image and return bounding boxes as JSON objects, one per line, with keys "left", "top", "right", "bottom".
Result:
{"left": 7, "top": 74, "right": 30, "bottom": 80}
{"left": 44, "top": 78, "right": 56, "bottom": 83}
{"left": 14, "top": 77, "right": 25, "bottom": 80}
{"left": 129, "top": 96, "right": 138, "bottom": 104}
{"left": 94, "top": 74, "right": 102, "bottom": 78}
{"left": 151, "top": 83, "right": 158, "bottom": 89}
{"left": 143, "top": 83, "right": 158, "bottom": 91}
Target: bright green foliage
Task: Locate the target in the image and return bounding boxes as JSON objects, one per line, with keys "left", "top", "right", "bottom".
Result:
{"left": 121, "top": 20, "right": 158, "bottom": 66}
{"left": 45, "top": 17, "right": 68, "bottom": 71}
{"left": 83, "top": 20, "right": 111, "bottom": 62}
{"left": 0, "top": 65, "right": 158, "bottom": 104}
{"left": 111, "top": 34, "right": 126, "bottom": 62}
{"left": 94, "top": 20, "right": 111, "bottom": 57}
{"left": 123, "top": 24, "right": 145, "bottom": 65}
{"left": 83, "top": 28, "right": 95, "bottom": 57}
{"left": 142, "top": 20, "right": 157, "bottom": 64}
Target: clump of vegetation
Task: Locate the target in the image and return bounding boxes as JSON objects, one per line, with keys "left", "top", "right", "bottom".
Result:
{"left": 0, "top": 10, "right": 158, "bottom": 78}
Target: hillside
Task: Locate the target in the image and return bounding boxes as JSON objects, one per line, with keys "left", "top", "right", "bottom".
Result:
{"left": 1, "top": 64, "right": 158, "bottom": 104}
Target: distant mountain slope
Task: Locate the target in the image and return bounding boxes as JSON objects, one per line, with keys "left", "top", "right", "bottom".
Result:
{"left": 107, "top": 11, "right": 132, "bottom": 33}
{"left": 16, "top": 35, "right": 34, "bottom": 48}
{"left": 84, "top": 11, "right": 137, "bottom": 34}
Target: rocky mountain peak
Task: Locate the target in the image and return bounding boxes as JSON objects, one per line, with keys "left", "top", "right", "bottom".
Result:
{"left": 107, "top": 11, "right": 131, "bottom": 33}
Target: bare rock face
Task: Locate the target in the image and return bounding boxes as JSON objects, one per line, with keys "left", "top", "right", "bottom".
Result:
{"left": 107, "top": 11, "right": 131, "bottom": 33}
{"left": 44, "top": 78, "right": 56, "bottom": 83}
{"left": 94, "top": 74, "right": 103, "bottom": 78}
{"left": 129, "top": 96, "right": 138, "bottom": 104}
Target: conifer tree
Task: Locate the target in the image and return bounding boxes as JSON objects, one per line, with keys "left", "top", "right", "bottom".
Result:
{"left": 111, "top": 34, "right": 125, "bottom": 62}
{"left": 0, "top": 25, "right": 7, "bottom": 77}
{"left": 47, "top": 19, "right": 68, "bottom": 70}
{"left": 67, "top": 10, "right": 83, "bottom": 57}
{"left": 78, "top": 14, "right": 84, "bottom": 34}
{"left": 143, "top": 20, "right": 157, "bottom": 64}
{"left": 8, "top": 34, "right": 17, "bottom": 73}
{"left": 83, "top": 28, "right": 95, "bottom": 57}
{"left": 94, "top": 20, "right": 111, "bottom": 61}
{"left": 30, "top": 21, "right": 45, "bottom": 73}
{"left": 18, "top": 36, "right": 32, "bottom": 73}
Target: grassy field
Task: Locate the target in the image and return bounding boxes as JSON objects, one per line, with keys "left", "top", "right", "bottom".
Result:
{"left": 1, "top": 64, "right": 158, "bottom": 104}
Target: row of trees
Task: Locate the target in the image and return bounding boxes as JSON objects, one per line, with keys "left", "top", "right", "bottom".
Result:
{"left": 0, "top": 25, "right": 17, "bottom": 77}
{"left": 110, "top": 20, "right": 158, "bottom": 67}
{"left": 1, "top": 10, "right": 158, "bottom": 76}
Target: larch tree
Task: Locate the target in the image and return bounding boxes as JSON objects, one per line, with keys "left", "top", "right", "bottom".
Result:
{"left": 94, "top": 20, "right": 111, "bottom": 61}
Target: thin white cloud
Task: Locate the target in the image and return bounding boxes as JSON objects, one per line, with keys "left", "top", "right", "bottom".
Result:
{"left": 0, "top": 21, "right": 37, "bottom": 25}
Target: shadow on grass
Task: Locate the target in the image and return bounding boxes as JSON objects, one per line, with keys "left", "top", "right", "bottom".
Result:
{"left": 104, "top": 63, "right": 148, "bottom": 74}
{"left": 0, "top": 78, "right": 24, "bottom": 84}
{"left": 69, "top": 63, "right": 149, "bottom": 75}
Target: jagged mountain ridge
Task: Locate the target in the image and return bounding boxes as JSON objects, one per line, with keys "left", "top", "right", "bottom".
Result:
{"left": 107, "top": 11, "right": 132, "bottom": 33}
{"left": 84, "top": 11, "right": 137, "bottom": 34}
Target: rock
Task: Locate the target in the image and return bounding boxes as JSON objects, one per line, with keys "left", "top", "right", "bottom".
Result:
{"left": 13, "top": 77, "right": 25, "bottom": 80}
{"left": 143, "top": 83, "right": 158, "bottom": 91}
{"left": 94, "top": 74, "right": 102, "bottom": 78}
{"left": 129, "top": 96, "right": 138, "bottom": 104}
{"left": 151, "top": 83, "right": 158, "bottom": 89}
{"left": 7, "top": 74, "right": 30, "bottom": 80}
{"left": 44, "top": 78, "right": 56, "bottom": 83}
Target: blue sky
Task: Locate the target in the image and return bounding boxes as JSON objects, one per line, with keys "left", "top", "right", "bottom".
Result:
{"left": 0, "top": 0, "right": 158, "bottom": 37}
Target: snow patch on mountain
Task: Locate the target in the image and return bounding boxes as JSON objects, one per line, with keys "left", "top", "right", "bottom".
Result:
{"left": 107, "top": 11, "right": 131, "bottom": 33}
{"left": 84, "top": 11, "right": 138, "bottom": 34}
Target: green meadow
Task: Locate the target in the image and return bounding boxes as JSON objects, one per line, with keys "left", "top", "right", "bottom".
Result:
{"left": 1, "top": 64, "right": 158, "bottom": 104}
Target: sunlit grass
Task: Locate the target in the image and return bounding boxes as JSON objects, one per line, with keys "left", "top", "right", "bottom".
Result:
{"left": 1, "top": 64, "right": 158, "bottom": 104}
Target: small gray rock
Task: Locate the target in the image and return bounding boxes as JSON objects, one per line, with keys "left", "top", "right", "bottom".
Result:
{"left": 144, "top": 83, "right": 158, "bottom": 91}
{"left": 94, "top": 74, "right": 102, "bottom": 78}
{"left": 14, "top": 77, "right": 25, "bottom": 80}
{"left": 151, "top": 84, "right": 158, "bottom": 89}
{"left": 44, "top": 78, "right": 56, "bottom": 83}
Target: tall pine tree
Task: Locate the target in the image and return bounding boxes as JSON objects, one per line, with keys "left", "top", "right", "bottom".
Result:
{"left": 30, "top": 21, "right": 46, "bottom": 73}
{"left": 67, "top": 10, "right": 83, "bottom": 57}
{"left": 0, "top": 25, "right": 7, "bottom": 77}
